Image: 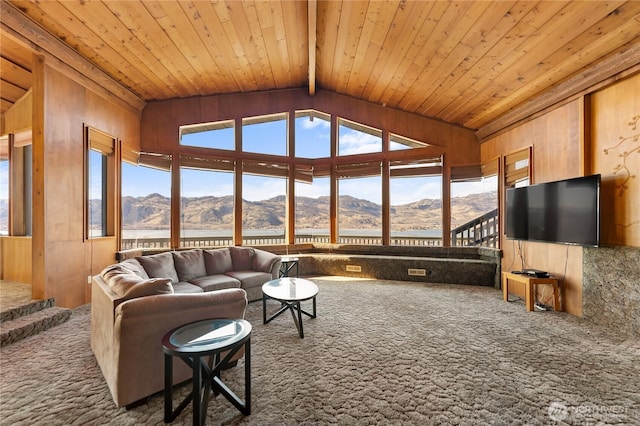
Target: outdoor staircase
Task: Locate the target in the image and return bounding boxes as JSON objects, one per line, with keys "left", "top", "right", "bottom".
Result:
{"left": 0, "top": 297, "right": 72, "bottom": 347}
{"left": 451, "top": 208, "right": 499, "bottom": 248}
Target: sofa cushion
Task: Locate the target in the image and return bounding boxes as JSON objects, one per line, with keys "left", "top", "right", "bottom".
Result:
{"left": 172, "top": 282, "right": 205, "bottom": 294}
{"left": 120, "top": 258, "right": 150, "bottom": 279}
{"left": 226, "top": 271, "right": 273, "bottom": 290}
{"left": 203, "top": 248, "right": 233, "bottom": 275}
{"left": 229, "top": 246, "right": 255, "bottom": 270}
{"left": 101, "top": 264, "right": 173, "bottom": 299}
{"left": 172, "top": 250, "right": 207, "bottom": 281}
{"left": 137, "top": 252, "right": 179, "bottom": 284}
{"left": 190, "top": 275, "right": 241, "bottom": 292}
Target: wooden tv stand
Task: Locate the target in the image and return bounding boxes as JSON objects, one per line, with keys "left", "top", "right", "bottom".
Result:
{"left": 502, "top": 272, "right": 560, "bottom": 312}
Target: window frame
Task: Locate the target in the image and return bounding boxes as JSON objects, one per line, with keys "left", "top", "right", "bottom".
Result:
{"left": 1, "top": 130, "right": 33, "bottom": 236}
{"left": 85, "top": 125, "right": 117, "bottom": 240}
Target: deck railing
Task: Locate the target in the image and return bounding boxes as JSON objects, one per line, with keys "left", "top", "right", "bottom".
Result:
{"left": 450, "top": 208, "right": 499, "bottom": 248}
{"left": 121, "top": 232, "right": 444, "bottom": 249}
{"left": 121, "top": 223, "right": 494, "bottom": 250}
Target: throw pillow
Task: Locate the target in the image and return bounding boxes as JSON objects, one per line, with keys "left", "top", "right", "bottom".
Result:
{"left": 229, "top": 246, "right": 255, "bottom": 271}
{"left": 119, "top": 258, "right": 150, "bottom": 279}
{"left": 252, "top": 249, "right": 278, "bottom": 273}
{"left": 203, "top": 248, "right": 233, "bottom": 275}
{"left": 136, "top": 252, "right": 179, "bottom": 284}
{"left": 101, "top": 264, "right": 173, "bottom": 299}
{"left": 172, "top": 250, "right": 207, "bottom": 281}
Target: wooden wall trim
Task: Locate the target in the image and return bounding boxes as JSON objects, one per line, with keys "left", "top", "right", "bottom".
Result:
{"left": 477, "top": 41, "right": 640, "bottom": 141}
{"left": 580, "top": 95, "right": 592, "bottom": 176}
{"left": 307, "top": 0, "right": 317, "bottom": 96}
{"left": 31, "top": 53, "right": 45, "bottom": 301}
{"left": 1, "top": 2, "right": 145, "bottom": 113}
{"left": 170, "top": 155, "right": 180, "bottom": 249}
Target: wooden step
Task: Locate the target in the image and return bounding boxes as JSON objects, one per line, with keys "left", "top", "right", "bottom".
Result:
{"left": 0, "top": 306, "right": 72, "bottom": 347}
{"left": 0, "top": 298, "right": 55, "bottom": 323}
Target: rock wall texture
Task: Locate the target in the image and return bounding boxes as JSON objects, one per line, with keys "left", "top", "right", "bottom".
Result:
{"left": 583, "top": 246, "right": 640, "bottom": 336}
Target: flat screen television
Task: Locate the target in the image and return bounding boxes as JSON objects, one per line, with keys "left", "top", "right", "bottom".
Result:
{"left": 505, "top": 174, "right": 600, "bottom": 247}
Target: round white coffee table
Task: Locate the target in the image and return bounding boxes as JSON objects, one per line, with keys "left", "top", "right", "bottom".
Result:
{"left": 262, "top": 278, "right": 318, "bottom": 338}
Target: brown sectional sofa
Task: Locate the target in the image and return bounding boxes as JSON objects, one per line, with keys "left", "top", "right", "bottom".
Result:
{"left": 91, "top": 246, "right": 281, "bottom": 408}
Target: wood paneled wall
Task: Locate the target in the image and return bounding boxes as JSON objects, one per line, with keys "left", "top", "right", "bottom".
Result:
{"left": 481, "top": 72, "right": 640, "bottom": 316}
{"left": 1, "top": 237, "right": 32, "bottom": 282}
{"left": 28, "top": 63, "right": 141, "bottom": 308}
{"left": 481, "top": 101, "right": 584, "bottom": 316}
{"left": 591, "top": 73, "right": 640, "bottom": 248}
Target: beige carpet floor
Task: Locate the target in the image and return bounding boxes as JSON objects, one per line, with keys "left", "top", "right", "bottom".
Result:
{"left": 1, "top": 277, "right": 639, "bottom": 425}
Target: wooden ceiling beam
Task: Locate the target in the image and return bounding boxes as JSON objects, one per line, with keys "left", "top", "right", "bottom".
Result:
{"left": 308, "top": 0, "right": 317, "bottom": 96}
{"left": 477, "top": 39, "right": 640, "bottom": 141}
{"left": 1, "top": 1, "right": 145, "bottom": 112}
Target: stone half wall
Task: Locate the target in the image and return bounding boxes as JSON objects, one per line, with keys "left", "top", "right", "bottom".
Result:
{"left": 583, "top": 246, "right": 640, "bottom": 336}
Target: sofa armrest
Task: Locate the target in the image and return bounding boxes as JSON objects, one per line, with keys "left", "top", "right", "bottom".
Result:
{"left": 110, "top": 288, "right": 248, "bottom": 407}
{"left": 90, "top": 274, "right": 124, "bottom": 404}
{"left": 252, "top": 248, "right": 282, "bottom": 278}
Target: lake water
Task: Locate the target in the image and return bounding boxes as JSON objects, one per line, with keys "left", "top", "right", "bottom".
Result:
{"left": 122, "top": 228, "right": 443, "bottom": 239}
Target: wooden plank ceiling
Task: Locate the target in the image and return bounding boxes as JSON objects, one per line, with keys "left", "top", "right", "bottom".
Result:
{"left": 2, "top": 0, "right": 640, "bottom": 133}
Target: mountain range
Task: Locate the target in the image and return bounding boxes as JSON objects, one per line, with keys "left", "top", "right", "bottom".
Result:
{"left": 1, "top": 192, "right": 497, "bottom": 232}
{"left": 119, "top": 192, "right": 497, "bottom": 231}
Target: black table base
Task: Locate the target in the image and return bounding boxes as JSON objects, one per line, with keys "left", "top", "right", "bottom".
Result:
{"left": 263, "top": 296, "right": 316, "bottom": 338}
{"left": 164, "top": 337, "right": 250, "bottom": 425}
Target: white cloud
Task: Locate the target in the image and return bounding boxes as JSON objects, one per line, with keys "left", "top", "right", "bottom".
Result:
{"left": 451, "top": 176, "right": 498, "bottom": 197}
{"left": 295, "top": 178, "right": 330, "bottom": 198}
{"left": 390, "top": 177, "right": 441, "bottom": 205}
{"left": 339, "top": 177, "right": 382, "bottom": 204}
{"left": 301, "top": 117, "right": 330, "bottom": 130}
{"left": 242, "top": 175, "right": 286, "bottom": 201}
{"left": 339, "top": 131, "right": 381, "bottom": 155}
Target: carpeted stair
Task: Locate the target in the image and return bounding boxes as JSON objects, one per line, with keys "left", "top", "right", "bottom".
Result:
{"left": 0, "top": 298, "right": 72, "bottom": 347}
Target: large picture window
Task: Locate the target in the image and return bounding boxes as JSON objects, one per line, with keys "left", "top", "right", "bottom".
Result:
{"left": 124, "top": 113, "right": 467, "bottom": 248}
{"left": 295, "top": 174, "right": 330, "bottom": 243}
{"left": 121, "top": 156, "right": 171, "bottom": 249}
{"left": 450, "top": 161, "right": 499, "bottom": 247}
{"left": 337, "top": 161, "right": 382, "bottom": 244}
{"left": 180, "top": 120, "right": 235, "bottom": 150}
{"left": 338, "top": 118, "right": 382, "bottom": 156}
{"left": 242, "top": 113, "right": 287, "bottom": 156}
{"left": 86, "top": 126, "right": 116, "bottom": 238}
{"left": 242, "top": 167, "right": 287, "bottom": 245}
{"left": 295, "top": 110, "right": 331, "bottom": 158}
{"left": 390, "top": 158, "right": 443, "bottom": 245}
{"left": 180, "top": 156, "right": 235, "bottom": 247}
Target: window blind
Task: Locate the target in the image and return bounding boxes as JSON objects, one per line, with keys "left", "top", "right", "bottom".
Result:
{"left": 390, "top": 156, "right": 442, "bottom": 178}
{"left": 87, "top": 127, "right": 115, "bottom": 155}
{"left": 504, "top": 148, "right": 530, "bottom": 187}
{"left": 139, "top": 152, "right": 172, "bottom": 171}
{"left": 180, "top": 154, "right": 234, "bottom": 172}
{"left": 242, "top": 160, "right": 289, "bottom": 177}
